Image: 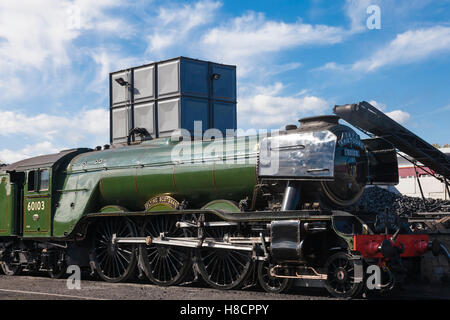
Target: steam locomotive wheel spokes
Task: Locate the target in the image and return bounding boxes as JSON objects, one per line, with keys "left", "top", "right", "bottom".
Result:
{"left": 93, "top": 218, "right": 137, "bottom": 283}
{"left": 195, "top": 214, "right": 252, "bottom": 290}
{"left": 324, "top": 252, "right": 363, "bottom": 299}
{"left": 139, "top": 215, "right": 192, "bottom": 286}
{"left": 196, "top": 247, "right": 253, "bottom": 290}
{"left": 257, "top": 261, "right": 293, "bottom": 294}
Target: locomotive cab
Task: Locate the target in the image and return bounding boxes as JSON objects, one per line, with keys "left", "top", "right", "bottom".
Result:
{"left": 0, "top": 148, "right": 91, "bottom": 238}
{"left": 22, "top": 168, "right": 52, "bottom": 236}
{"left": 0, "top": 168, "right": 52, "bottom": 237}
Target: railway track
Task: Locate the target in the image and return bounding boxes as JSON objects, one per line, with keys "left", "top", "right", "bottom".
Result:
{"left": 0, "top": 274, "right": 448, "bottom": 300}
{"left": 0, "top": 274, "right": 333, "bottom": 301}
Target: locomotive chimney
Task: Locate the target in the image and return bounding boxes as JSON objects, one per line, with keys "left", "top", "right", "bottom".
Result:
{"left": 285, "top": 124, "right": 297, "bottom": 131}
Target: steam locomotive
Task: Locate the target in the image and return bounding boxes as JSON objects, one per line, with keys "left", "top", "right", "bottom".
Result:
{"left": 0, "top": 104, "right": 436, "bottom": 298}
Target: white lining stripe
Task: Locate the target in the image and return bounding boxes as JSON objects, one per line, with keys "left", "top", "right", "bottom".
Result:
{"left": 0, "top": 288, "right": 106, "bottom": 300}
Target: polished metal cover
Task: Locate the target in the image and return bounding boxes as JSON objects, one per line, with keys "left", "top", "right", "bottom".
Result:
{"left": 258, "top": 130, "right": 336, "bottom": 179}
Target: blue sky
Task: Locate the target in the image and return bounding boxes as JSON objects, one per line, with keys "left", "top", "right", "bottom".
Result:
{"left": 0, "top": 0, "right": 449, "bottom": 163}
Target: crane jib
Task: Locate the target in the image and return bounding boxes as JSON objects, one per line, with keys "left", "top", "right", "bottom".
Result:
{"left": 334, "top": 101, "right": 450, "bottom": 180}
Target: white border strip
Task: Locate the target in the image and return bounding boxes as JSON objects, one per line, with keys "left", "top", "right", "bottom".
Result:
{"left": 0, "top": 288, "right": 106, "bottom": 300}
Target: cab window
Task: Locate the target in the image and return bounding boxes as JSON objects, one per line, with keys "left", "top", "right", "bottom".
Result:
{"left": 27, "top": 171, "right": 36, "bottom": 192}
{"left": 39, "top": 169, "right": 50, "bottom": 191}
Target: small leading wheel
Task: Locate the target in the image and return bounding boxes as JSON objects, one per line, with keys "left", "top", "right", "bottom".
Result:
{"left": 324, "top": 252, "right": 364, "bottom": 299}
{"left": 139, "top": 214, "right": 192, "bottom": 286}
{"left": 92, "top": 217, "right": 138, "bottom": 283}
{"left": 257, "top": 261, "right": 293, "bottom": 294}
{"left": 0, "top": 261, "right": 21, "bottom": 276}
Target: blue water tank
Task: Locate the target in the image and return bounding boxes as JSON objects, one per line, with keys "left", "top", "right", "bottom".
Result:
{"left": 110, "top": 57, "right": 237, "bottom": 143}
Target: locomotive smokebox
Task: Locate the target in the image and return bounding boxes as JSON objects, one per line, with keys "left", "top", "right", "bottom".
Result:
{"left": 259, "top": 114, "right": 370, "bottom": 208}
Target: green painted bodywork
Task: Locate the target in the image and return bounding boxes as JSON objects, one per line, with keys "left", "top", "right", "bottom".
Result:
{"left": 99, "top": 205, "right": 127, "bottom": 213}
{"left": 52, "top": 136, "right": 260, "bottom": 237}
{"left": 23, "top": 171, "right": 52, "bottom": 237}
{"left": 0, "top": 175, "right": 16, "bottom": 236}
{"left": 201, "top": 200, "right": 241, "bottom": 213}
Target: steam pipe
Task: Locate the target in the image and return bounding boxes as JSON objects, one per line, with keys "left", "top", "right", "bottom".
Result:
{"left": 281, "top": 181, "right": 301, "bottom": 211}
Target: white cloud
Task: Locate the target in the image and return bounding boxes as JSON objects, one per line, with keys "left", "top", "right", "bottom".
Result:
{"left": 0, "top": 1, "right": 76, "bottom": 70}
{"left": 265, "top": 62, "right": 303, "bottom": 76}
{"left": 77, "top": 108, "right": 111, "bottom": 136}
{"left": 318, "top": 26, "right": 450, "bottom": 73}
{"left": 353, "top": 26, "right": 450, "bottom": 72}
{"left": 74, "top": 0, "right": 133, "bottom": 36}
{"left": 0, "top": 108, "right": 109, "bottom": 144}
{"left": 203, "top": 12, "right": 346, "bottom": 55}
{"left": 201, "top": 11, "right": 347, "bottom": 76}
{"left": 0, "top": 107, "right": 110, "bottom": 163}
{"left": 314, "top": 62, "right": 344, "bottom": 72}
{"left": 140, "top": 1, "right": 367, "bottom": 78}
{"left": 0, "top": 1, "right": 129, "bottom": 162}
{"left": 429, "top": 104, "right": 450, "bottom": 115}
{"left": 386, "top": 110, "right": 411, "bottom": 124}
{"left": 89, "top": 49, "right": 143, "bottom": 92}
{"left": 238, "top": 83, "right": 329, "bottom": 128}
{"left": 0, "top": 0, "right": 127, "bottom": 99}
{"left": 345, "top": 0, "right": 379, "bottom": 32}
{"left": 0, "top": 0, "right": 125, "bottom": 70}
{"left": 368, "top": 100, "right": 386, "bottom": 111}
{"left": 369, "top": 100, "right": 411, "bottom": 124}
{"left": 0, "top": 77, "right": 25, "bottom": 100}
{"left": 0, "top": 142, "right": 61, "bottom": 164}
{"left": 0, "top": 106, "right": 110, "bottom": 163}
{"left": 146, "top": 0, "right": 222, "bottom": 54}
{"left": 325, "top": 26, "right": 450, "bottom": 73}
